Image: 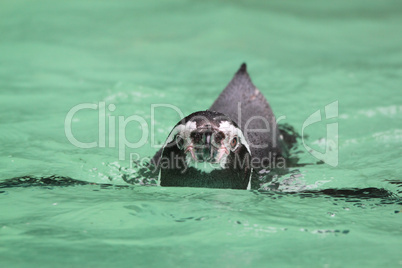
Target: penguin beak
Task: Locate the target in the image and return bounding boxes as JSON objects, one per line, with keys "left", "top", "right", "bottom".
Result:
{"left": 185, "top": 130, "right": 230, "bottom": 163}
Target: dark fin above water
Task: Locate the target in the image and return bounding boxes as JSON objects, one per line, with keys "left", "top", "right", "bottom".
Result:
{"left": 1, "top": 175, "right": 399, "bottom": 204}
{"left": 257, "top": 187, "right": 400, "bottom": 203}
{"left": 297, "top": 187, "right": 395, "bottom": 199}
{"left": 0, "top": 175, "right": 134, "bottom": 190}
{"left": 238, "top": 63, "right": 247, "bottom": 73}
{"left": 0, "top": 175, "right": 92, "bottom": 189}
{"left": 209, "top": 63, "right": 284, "bottom": 165}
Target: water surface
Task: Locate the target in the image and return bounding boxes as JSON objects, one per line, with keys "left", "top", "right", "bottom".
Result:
{"left": 1, "top": 0, "right": 401, "bottom": 267}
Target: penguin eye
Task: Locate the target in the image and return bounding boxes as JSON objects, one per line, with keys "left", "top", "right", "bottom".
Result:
{"left": 176, "top": 135, "right": 184, "bottom": 150}
{"left": 230, "top": 136, "right": 238, "bottom": 149}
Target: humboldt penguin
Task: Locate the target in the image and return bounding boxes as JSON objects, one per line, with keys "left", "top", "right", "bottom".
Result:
{"left": 152, "top": 63, "right": 287, "bottom": 189}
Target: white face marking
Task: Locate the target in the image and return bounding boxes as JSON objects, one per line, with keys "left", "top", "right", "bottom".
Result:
{"left": 165, "top": 121, "right": 196, "bottom": 145}
{"left": 162, "top": 119, "right": 251, "bottom": 175}
{"left": 218, "top": 121, "right": 251, "bottom": 155}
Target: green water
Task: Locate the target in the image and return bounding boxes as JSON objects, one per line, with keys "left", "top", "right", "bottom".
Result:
{"left": 1, "top": 0, "right": 401, "bottom": 267}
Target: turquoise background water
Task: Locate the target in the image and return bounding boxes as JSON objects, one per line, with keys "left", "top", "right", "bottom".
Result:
{"left": 1, "top": 0, "right": 401, "bottom": 267}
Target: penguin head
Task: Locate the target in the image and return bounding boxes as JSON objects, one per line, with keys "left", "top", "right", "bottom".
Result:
{"left": 159, "top": 111, "right": 252, "bottom": 189}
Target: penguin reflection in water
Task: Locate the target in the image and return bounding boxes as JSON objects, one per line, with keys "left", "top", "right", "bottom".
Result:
{"left": 151, "top": 63, "right": 295, "bottom": 190}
